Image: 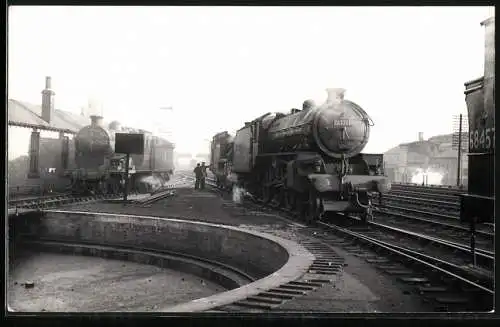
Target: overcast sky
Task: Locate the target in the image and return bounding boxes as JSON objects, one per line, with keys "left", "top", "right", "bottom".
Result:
{"left": 8, "top": 6, "right": 494, "bottom": 158}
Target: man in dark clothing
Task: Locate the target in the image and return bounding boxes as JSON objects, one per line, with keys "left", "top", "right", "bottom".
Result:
{"left": 200, "top": 162, "right": 207, "bottom": 190}
{"left": 193, "top": 163, "right": 202, "bottom": 189}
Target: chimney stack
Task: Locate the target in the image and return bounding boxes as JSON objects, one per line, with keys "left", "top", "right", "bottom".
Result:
{"left": 90, "top": 115, "right": 104, "bottom": 127}
{"left": 325, "top": 88, "right": 346, "bottom": 105}
{"left": 418, "top": 132, "right": 424, "bottom": 141}
{"left": 41, "top": 76, "right": 55, "bottom": 123}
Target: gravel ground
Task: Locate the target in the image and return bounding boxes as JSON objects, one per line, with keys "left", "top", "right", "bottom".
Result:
{"left": 59, "top": 187, "right": 297, "bottom": 228}
{"left": 8, "top": 251, "right": 225, "bottom": 312}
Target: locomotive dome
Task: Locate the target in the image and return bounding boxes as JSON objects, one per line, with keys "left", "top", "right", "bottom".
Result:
{"left": 302, "top": 99, "right": 316, "bottom": 111}
{"left": 312, "top": 89, "right": 371, "bottom": 159}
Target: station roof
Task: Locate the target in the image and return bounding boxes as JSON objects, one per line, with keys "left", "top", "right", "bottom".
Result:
{"left": 8, "top": 99, "right": 90, "bottom": 132}
{"left": 8, "top": 98, "right": 174, "bottom": 146}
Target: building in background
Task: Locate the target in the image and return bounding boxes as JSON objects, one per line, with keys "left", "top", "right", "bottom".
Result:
{"left": 384, "top": 132, "right": 468, "bottom": 187}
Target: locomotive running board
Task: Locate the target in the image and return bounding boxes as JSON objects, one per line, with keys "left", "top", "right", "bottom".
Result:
{"left": 308, "top": 174, "right": 389, "bottom": 193}
{"left": 322, "top": 200, "right": 350, "bottom": 212}
{"left": 322, "top": 200, "right": 367, "bottom": 213}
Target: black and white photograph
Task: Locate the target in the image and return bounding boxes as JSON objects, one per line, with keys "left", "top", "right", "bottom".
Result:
{"left": 6, "top": 5, "right": 495, "bottom": 314}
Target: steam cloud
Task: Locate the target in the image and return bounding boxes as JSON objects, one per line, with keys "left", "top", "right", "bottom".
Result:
{"left": 139, "top": 174, "right": 168, "bottom": 192}
{"left": 232, "top": 185, "right": 245, "bottom": 204}
{"left": 411, "top": 168, "right": 444, "bottom": 185}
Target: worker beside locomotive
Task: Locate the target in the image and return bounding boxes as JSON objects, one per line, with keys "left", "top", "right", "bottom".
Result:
{"left": 210, "top": 88, "right": 390, "bottom": 224}
{"left": 68, "top": 115, "right": 175, "bottom": 195}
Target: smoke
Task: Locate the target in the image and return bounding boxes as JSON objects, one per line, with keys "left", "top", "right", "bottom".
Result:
{"left": 139, "top": 175, "right": 166, "bottom": 192}
{"left": 411, "top": 168, "right": 444, "bottom": 185}
{"left": 226, "top": 173, "right": 247, "bottom": 204}
{"left": 232, "top": 185, "right": 245, "bottom": 204}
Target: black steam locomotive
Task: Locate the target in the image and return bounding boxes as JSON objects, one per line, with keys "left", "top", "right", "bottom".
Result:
{"left": 210, "top": 88, "right": 390, "bottom": 223}
{"left": 69, "top": 115, "right": 175, "bottom": 195}
{"left": 461, "top": 16, "right": 495, "bottom": 224}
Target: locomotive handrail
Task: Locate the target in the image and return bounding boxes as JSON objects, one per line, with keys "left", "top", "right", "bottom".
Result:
{"left": 467, "top": 152, "right": 494, "bottom": 156}
{"left": 255, "top": 112, "right": 272, "bottom": 121}
{"left": 363, "top": 116, "right": 375, "bottom": 127}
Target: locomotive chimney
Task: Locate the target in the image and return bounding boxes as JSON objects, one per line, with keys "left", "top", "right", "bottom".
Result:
{"left": 41, "top": 76, "right": 55, "bottom": 123}
{"left": 418, "top": 132, "right": 424, "bottom": 141}
{"left": 481, "top": 16, "right": 495, "bottom": 123}
{"left": 90, "top": 115, "right": 104, "bottom": 127}
{"left": 325, "top": 88, "right": 346, "bottom": 105}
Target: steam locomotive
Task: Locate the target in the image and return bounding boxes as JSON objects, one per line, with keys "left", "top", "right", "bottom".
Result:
{"left": 69, "top": 115, "right": 175, "bottom": 194}
{"left": 210, "top": 88, "right": 390, "bottom": 223}
{"left": 461, "top": 16, "right": 495, "bottom": 224}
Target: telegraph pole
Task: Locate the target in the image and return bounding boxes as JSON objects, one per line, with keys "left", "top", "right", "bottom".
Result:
{"left": 456, "top": 114, "right": 463, "bottom": 187}
{"left": 452, "top": 114, "right": 467, "bottom": 187}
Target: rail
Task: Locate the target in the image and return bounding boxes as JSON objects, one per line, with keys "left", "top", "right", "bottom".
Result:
{"left": 178, "top": 173, "right": 495, "bottom": 310}
{"left": 318, "top": 221, "right": 493, "bottom": 296}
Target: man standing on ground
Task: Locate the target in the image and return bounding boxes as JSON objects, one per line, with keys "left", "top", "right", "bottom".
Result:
{"left": 200, "top": 162, "right": 208, "bottom": 190}
{"left": 193, "top": 163, "right": 202, "bottom": 189}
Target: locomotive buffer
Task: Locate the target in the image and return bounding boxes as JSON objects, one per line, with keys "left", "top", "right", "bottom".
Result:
{"left": 115, "top": 133, "right": 145, "bottom": 202}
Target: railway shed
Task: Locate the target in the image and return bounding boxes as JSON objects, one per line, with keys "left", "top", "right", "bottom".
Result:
{"left": 8, "top": 77, "right": 86, "bottom": 194}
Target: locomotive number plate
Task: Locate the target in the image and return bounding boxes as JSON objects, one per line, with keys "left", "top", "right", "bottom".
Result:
{"left": 333, "top": 119, "right": 351, "bottom": 128}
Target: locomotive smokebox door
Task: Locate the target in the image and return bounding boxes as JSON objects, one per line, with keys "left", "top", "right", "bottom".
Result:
{"left": 115, "top": 133, "right": 145, "bottom": 155}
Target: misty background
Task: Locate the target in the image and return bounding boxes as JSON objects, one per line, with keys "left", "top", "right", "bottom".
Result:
{"left": 7, "top": 6, "right": 494, "bottom": 159}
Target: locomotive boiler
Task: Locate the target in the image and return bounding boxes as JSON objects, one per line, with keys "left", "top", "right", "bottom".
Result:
{"left": 70, "top": 115, "right": 175, "bottom": 194}
{"left": 210, "top": 88, "right": 390, "bottom": 223}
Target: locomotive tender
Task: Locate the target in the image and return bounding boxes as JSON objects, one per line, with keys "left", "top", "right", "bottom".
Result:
{"left": 70, "top": 115, "right": 175, "bottom": 194}
{"left": 210, "top": 88, "right": 390, "bottom": 223}
{"left": 461, "top": 16, "right": 495, "bottom": 224}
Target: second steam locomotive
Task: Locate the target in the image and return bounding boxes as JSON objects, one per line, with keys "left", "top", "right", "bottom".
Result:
{"left": 70, "top": 115, "right": 174, "bottom": 195}
{"left": 210, "top": 88, "right": 390, "bottom": 223}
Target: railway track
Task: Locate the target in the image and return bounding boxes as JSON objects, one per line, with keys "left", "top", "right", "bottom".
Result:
{"left": 198, "top": 177, "right": 493, "bottom": 311}
{"left": 220, "top": 206, "right": 493, "bottom": 311}
{"left": 388, "top": 189, "right": 460, "bottom": 202}
{"left": 391, "top": 183, "right": 464, "bottom": 195}
{"left": 314, "top": 221, "right": 493, "bottom": 311}
{"left": 8, "top": 173, "right": 193, "bottom": 214}
{"left": 214, "top": 228, "right": 346, "bottom": 312}
{"left": 133, "top": 174, "right": 493, "bottom": 311}
{"left": 382, "top": 194, "right": 460, "bottom": 215}
{"left": 7, "top": 193, "right": 122, "bottom": 214}
{"left": 374, "top": 207, "right": 493, "bottom": 246}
